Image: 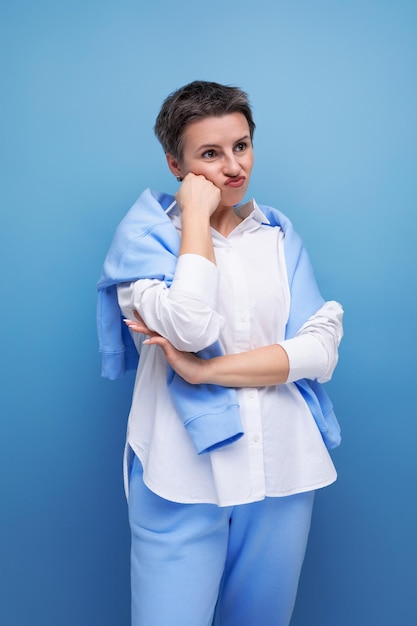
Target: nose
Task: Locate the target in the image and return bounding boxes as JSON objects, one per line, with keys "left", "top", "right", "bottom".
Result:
{"left": 223, "top": 152, "right": 241, "bottom": 177}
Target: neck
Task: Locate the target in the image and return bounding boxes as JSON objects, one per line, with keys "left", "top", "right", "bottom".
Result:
{"left": 210, "top": 205, "right": 242, "bottom": 237}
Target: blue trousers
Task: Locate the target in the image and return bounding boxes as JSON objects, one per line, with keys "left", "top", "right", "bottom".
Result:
{"left": 129, "top": 454, "right": 314, "bottom": 626}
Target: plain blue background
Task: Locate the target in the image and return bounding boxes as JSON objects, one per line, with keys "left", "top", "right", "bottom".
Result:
{"left": 1, "top": 1, "right": 416, "bottom": 624}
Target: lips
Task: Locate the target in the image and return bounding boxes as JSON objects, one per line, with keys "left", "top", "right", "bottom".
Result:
{"left": 225, "top": 176, "right": 246, "bottom": 188}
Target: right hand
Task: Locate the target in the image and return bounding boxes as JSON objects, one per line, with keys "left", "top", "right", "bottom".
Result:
{"left": 175, "top": 173, "right": 221, "bottom": 218}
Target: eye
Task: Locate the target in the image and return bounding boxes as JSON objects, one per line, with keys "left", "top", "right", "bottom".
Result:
{"left": 235, "top": 142, "right": 248, "bottom": 152}
{"left": 202, "top": 149, "right": 216, "bottom": 159}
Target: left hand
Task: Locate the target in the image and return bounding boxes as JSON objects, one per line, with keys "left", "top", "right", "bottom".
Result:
{"left": 124, "top": 311, "right": 157, "bottom": 337}
{"left": 124, "top": 313, "right": 203, "bottom": 384}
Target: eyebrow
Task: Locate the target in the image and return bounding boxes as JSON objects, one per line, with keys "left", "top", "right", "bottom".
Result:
{"left": 196, "top": 135, "right": 251, "bottom": 151}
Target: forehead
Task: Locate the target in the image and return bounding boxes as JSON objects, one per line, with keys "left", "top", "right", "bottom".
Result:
{"left": 182, "top": 113, "right": 250, "bottom": 151}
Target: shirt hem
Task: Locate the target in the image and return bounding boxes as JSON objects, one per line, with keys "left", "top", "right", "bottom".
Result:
{"left": 127, "top": 442, "right": 337, "bottom": 507}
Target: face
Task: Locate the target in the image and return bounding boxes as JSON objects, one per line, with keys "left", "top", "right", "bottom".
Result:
{"left": 167, "top": 112, "right": 254, "bottom": 209}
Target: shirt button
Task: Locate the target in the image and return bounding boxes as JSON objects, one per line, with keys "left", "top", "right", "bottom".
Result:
{"left": 248, "top": 390, "right": 255, "bottom": 398}
{"left": 253, "top": 434, "right": 260, "bottom": 443}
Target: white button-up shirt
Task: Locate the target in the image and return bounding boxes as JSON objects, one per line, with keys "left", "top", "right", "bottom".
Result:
{"left": 117, "top": 200, "right": 343, "bottom": 506}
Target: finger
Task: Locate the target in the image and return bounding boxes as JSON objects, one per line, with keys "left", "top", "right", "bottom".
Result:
{"left": 124, "top": 319, "right": 150, "bottom": 334}
{"left": 143, "top": 335, "right": 167, "bottom": 346}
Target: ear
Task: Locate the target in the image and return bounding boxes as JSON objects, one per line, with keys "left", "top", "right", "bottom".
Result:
{"left": 165, "top": 153, "right": 182, "bottom": 178}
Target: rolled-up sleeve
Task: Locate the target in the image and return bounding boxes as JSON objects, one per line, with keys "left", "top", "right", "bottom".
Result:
{"left": 278, "top": 300, "right": 344, "bottom": 383}
{"left": 117, "top": 253, "right": 225, "bottom": 352}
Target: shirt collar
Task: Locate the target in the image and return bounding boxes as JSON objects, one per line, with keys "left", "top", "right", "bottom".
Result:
{"left": 234, "top": 199, "right": 270, "bottom": 224}
{"left": 167, "top": 198, "right": 270, "bottom": 228}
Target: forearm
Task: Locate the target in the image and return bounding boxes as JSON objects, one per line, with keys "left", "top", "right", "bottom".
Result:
{"left": 200, "top": 344, "right": 290, "bottom": 387}
{"left": 176, "top": 174, "right": 219, "bottom": 264}
{"left": 198, "top": 301, "right": 343, "bottom": 387}
{"left": 179, "top": 208, "right": 216, "bottom": 263}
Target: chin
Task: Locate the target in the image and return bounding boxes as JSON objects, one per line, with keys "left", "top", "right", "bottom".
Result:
{"left": 223, "top": 189, "right": 247, "bottom": 207}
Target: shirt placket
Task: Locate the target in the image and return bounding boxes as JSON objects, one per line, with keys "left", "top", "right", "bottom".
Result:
{"left": 223, "top": 238, "right": 266, "bottom": 499}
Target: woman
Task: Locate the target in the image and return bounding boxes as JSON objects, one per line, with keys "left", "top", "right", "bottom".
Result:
{"left": 97, "top": 80, "right": 343, "bottom": 626}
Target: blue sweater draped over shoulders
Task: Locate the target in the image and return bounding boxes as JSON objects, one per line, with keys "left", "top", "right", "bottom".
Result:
{"left": 97, "top": 188, "right": 341, "bottom": 452}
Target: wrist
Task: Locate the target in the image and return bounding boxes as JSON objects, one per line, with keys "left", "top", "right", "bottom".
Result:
{"left": 181, "top": 204, "right": 212, "bottom": 221}
{"left": 199, "top": 356, "right": 217, "bottom": 385}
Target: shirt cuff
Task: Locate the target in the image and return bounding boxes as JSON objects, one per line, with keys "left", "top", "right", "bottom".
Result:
{"left": 278, "top": 334, "right": 328, "bottom": 383}
{"left": 170, "top": 253, "right": 219, "bottom": 308}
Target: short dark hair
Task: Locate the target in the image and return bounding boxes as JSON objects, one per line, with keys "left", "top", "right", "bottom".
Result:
{"left": 154, "top": 80, "right": 256, "bottom": 162}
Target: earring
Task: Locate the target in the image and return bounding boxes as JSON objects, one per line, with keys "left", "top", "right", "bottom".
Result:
{"left": 176, "top": 175, "right": 183, "bottom": 182}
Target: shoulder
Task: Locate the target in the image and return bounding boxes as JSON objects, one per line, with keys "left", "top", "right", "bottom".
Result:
{"left": 256, "top": 203, "right": 294, "bottom": 233}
